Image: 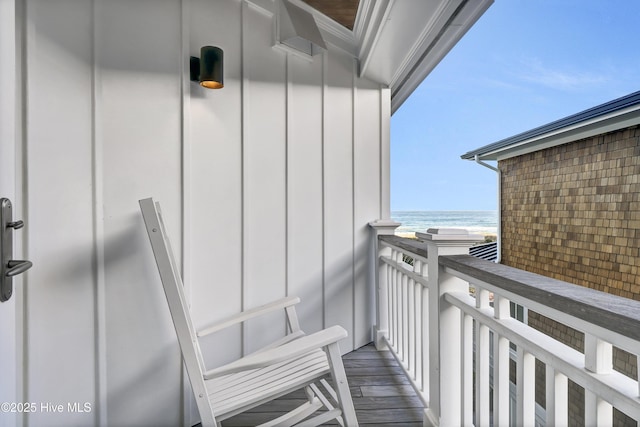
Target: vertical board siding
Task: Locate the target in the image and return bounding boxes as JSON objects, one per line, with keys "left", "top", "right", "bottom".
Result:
{"left": 353, "top": 78, "right": 382, "bottom": 349}
{"left": 18, "top": 0, "right": 388, "bottom": 424}
{"left": 25, "top": 1, "right": 97, "bottom": 426}
{"left": 242, "top": 2, "right": 288, "bottom": 354}
{"left": 323, "top": 49, "right": 356, "bottom": 353}
{"left": 97, "top": 0, "right": 183, "bottom": 425}
{"left": 380, "top": 87, "right": 392, "bottom": 219}
{"left": 0, "top": 1, "right": 18, "bottom": 422}
{"left": 188, "top": 0, "right": 244, "bottom": 369}
{"left": 287, "top": 55, "right": 325, "bottom": 334}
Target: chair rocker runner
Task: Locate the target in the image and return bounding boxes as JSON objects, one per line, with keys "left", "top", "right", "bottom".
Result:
{"left": 139, "top": 198, "right": 358, "bottom": 427}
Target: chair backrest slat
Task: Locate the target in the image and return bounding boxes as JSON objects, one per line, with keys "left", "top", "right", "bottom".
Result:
{"left": 139, "top": 198, "right": 217, "bottom": 425}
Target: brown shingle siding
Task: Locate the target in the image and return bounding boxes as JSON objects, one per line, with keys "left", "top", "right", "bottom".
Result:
{"left": 500, "top": 124, "right": 639, "bottom": 425}
{"left": 502, "top": 126, "right": 640, "bottom": 300}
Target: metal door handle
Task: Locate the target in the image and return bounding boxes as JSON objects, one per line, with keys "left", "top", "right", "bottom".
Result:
{"left": 6, "top": 260, "right": 33, "bottom": 277}
{"left": 1, "top": 198, "right": 33, "bottom": 302}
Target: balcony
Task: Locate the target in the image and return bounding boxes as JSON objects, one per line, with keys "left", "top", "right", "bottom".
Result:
{"left": 370, "top": 228, "right": 640, "bottom": 426}
{"left": 214, "top": 226, "right": 640, "bottom": 426}
{"left": 229, "top": 227, "right": 640, "bottom": 426}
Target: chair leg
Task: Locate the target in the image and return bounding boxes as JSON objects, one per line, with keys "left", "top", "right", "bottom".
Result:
{"left": 325, "top": 342, "right": 359, "bottom": 427}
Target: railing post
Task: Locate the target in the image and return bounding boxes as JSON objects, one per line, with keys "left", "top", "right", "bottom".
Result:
{"left": 584, "top": 334, "right": 613, "bottom": 425}
{"left": 416, "top": 228, "right": 483, "bottom": 427}
{"left": 369, "top": 220, "right": 400, "bottom": 350}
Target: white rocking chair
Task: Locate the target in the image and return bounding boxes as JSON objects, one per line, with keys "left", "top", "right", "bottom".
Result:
{"left": 139, "top": 198, "right": 358, "bottom": 427}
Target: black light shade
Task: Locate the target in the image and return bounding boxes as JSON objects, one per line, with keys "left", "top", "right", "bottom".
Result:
{"left": 190, "top": 46, "right": 223, "bottom": 89}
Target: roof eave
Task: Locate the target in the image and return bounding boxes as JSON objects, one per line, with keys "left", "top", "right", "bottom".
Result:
{"left": 355, "top": 0, "right": 493, "bottom": 114}
{"left": 389, "top": 0, "right": 494, "bottom": 114}
{"left": 274, "top": 0, "right": 494, "bottom": 115}
{"left": 461, "top": 93, "right": 640, "bottom": 162}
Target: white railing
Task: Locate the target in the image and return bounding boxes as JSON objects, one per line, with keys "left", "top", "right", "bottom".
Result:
{"left": 377, "top": 238, "right": 430, "bottom": 405}
{"left": 370, "top": 227, "right": 640, "bottom": 427}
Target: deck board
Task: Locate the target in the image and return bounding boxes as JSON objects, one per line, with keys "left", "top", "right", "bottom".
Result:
{"left": 220, "top": 343, "right": 425, "bottom": 426}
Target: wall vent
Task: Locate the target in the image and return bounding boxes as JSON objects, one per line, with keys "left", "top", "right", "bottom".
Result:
{"left": 277, "top": 0, "right": 326, "bottom": 56}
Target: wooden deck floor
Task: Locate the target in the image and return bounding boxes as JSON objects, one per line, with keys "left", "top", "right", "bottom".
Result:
{"left": 221, "top": 343, "right": 425, "bottom": 426}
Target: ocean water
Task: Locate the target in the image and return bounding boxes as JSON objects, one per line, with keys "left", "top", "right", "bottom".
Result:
{"left": 391, "top": 211, "right": 498, "bottom": 236}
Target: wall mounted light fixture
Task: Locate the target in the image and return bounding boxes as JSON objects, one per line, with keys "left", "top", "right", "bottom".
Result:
{"left": 190, "top": 46, "right": 224, "bottom": 89}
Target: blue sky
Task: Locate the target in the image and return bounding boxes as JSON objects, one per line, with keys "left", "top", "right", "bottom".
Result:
{"left": 391, "top": 1, "right": 640, "bottom": 211}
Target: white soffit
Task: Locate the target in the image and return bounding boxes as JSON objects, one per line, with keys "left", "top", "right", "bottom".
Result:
{"left": 357, "top": 0, "right": 493, "bottom": 114}
{"left": 249, "top": 0, "right": 493, "bottom": 114}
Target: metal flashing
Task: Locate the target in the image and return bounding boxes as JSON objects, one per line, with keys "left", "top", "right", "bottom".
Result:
{"left": 461, "top": 90, "right": 640, "bottom": 161}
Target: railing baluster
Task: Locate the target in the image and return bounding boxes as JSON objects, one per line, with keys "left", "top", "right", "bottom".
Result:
{"left": 516, "top": 348, "right": 536, "bottom": 426}
{"left": 389, "top": 249, "right": 396, "bottom": 348}
{"left": 413, "top": 261, "right": 422, "bottom": 387}
{"left": 401, "top": 264, "right": 408, "bottom": 362}
{"left": 475, "top": 286, "right": 490, "bottom": 426}
{"left": 397, "top": 249, "right": 403, "bottom": 352}
{"left": 585, "top": 392, "right": 613, "bottom": 427}
{"left": 386, "top": 251, "right": 391, "bottom": 347}
{"left": 407, "top": 261, "right": 416, "bottom": 375}
{"left": 420, "top": 263, "right": 429, "bottom": 397}
{"left": 414, "top": 280, "right": 421, "bottom": 385}
{"left": 394, "top": 251, "right": 402, "bottom": 355}
{"left": 462, "top": 313, "right": 473, "bottom": 426}
{"left": 397, "top": 249, "right": 404, "bottom": 356}
{"left": 546, "top": 365, "right": 568, "bottom": 426}
{"left": 493, "top": 295, "right": 510, "bottom": 426}
{"left": 394, "top": 257, "right": 399, "bottom": 348}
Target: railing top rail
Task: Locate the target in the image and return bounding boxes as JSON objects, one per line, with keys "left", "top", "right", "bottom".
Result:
{"left": 379, "top": 235, "right": 428, "bottom": 259}
{"left": 440, "top": 254, "right": 640, "bottom": 343}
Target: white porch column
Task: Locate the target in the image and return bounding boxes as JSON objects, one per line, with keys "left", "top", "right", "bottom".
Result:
{"left": 369, "top": 220, "right": 400, "bottom": 350}
{"left": 416, "top": 229, "right": 482, "bottom": 427}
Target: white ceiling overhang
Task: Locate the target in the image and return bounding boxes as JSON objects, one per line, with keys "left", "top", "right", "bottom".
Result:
{"left": 250, "top": 0, "right": 493, "bottom": 114}
{"left": 355, "top": 0, "right": 493, "bottom": 113}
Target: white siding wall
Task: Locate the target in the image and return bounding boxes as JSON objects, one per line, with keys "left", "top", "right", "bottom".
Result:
{"left": 18, "top": 0, "right": 389, "bottom": 425}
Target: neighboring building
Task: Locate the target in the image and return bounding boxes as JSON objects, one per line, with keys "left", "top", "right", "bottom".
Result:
{"left": 469, "top": 241, "right": 498, "bottom": 261}
{"left": 462, "top": 90, "right": 640, "bottom": 425}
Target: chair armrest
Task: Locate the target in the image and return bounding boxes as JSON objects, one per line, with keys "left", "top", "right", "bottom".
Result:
{"left": 197, "top": 296, "right": 301, "bottom": 338}
{"left": 203, "top": 325, "right": 347, "bottom": 379}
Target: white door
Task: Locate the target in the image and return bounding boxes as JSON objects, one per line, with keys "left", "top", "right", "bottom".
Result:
{"left": 0, "top": 1, "right": 22, "bottom": 425}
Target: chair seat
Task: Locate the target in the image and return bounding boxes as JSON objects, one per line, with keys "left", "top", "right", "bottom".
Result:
{"left": 209, "top": 348, "right": 330, "bottom": 421}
